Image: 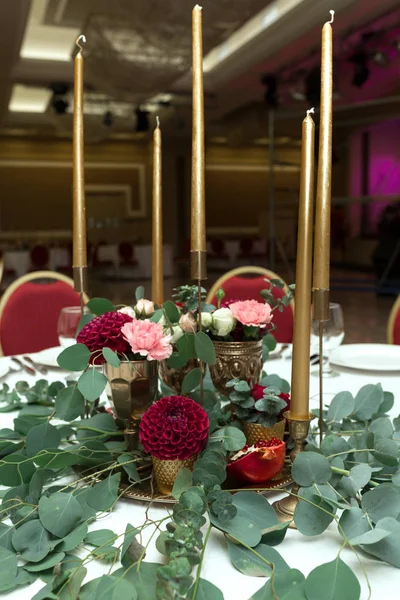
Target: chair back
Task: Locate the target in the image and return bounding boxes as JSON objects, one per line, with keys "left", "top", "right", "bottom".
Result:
{"left": 387, "top": 296, "right": 400, "bottom": 344}
{"left": 119, "top": 242, "right": 134, "bottom": 263}
{"left": 0, "top": 271, "right": 88, "bottom": 355}
{"left": 206, "top": 266, "right": 294, "bottom": 343}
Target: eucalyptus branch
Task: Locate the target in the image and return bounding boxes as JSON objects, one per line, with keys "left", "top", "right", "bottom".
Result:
{"left": 191, "top": 523, "right": 212, "bottom": 600}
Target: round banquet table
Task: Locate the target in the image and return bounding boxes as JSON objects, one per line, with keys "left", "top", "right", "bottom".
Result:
{"left": 1, "top": 349, "right": 399, "bottom": 600}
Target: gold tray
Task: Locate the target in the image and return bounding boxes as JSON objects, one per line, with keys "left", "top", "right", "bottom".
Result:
{"left": 75, "top": 463, "right": 293, "bottom": 505}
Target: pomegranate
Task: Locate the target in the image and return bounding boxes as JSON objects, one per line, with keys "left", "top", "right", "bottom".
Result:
{"left": 227, "top": 438, "right": 286, "bottom": 484}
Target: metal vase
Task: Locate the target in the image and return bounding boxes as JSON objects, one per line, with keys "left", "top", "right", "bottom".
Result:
{"left": 209, "top": 340, "right": 263, "bottom": 396}
{"left": 152, "top": 454, "right": 198, "bottom": 495}
{"left": 103, "top": 360, "right": 158, "bottom": 450}
{"left": 243, "top": 419, "right": 286, "bottom": 445}
{"left": 158, "top": 358, "right": 205, "bottom": 394}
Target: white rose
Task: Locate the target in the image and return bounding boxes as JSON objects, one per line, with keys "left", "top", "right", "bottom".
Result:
{"left": 212, "top": 308, "right": 235, "bottom": 337}
{"left": 200, "top": 312, "right": 212, "bottom": 330}
{"left": 135, "top": 299, "right": 155, "bottom": 316}
{"left": 179, "top": 312, "right": 198, "bottom": 333}
{"left": 118, "top": 306, "right": 136, "bottom": 319}
{"left": 170, "top": 325, "right": 184, "bottom": 344}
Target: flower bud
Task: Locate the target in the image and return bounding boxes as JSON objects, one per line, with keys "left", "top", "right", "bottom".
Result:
{"left": 171, "top": 325, "right": 184, "bottom": 344}
{"left": 200, "top": 312, "right": 212, "bottom": 330}
{"left": 179, "top": 312, "right": 198, "bottom": 333}
{"left": 118, "top": 306, "right": 136, "bottom": 319}
{"left": 135, "top": 299, "right": 155, "bottom": 317}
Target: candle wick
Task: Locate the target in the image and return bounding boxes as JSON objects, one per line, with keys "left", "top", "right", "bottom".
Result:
{"left": 307, "top": 107, "right": 315, "bottom": 116}
{"left": 194, "top": 4, "right": 203, "bottom": 10}
{"left": 76, "top": 34, "right": 86, "bottom": 52}
{"left": 327, "top": 10, "right": 334, "bottom": 24}
{"left": 156, "top": 115, "right": 160, "bottom": 128}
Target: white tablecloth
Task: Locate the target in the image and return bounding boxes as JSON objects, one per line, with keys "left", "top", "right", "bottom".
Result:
{"left": 2, "top": 351, "right": 399, "bottom": 600}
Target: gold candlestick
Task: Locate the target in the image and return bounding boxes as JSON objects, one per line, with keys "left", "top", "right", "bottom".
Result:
{"left": 290, "top": 109, "right": 315, "bottom": 421}
{"left": 313, "top": 10, "right": 334, "bottom": 321}
{"left": 152, "top": 117, "right": 164, "bottom": 305}
{"left": 190, "top": 4, "right": 206, "bottom": 281}
{"left": 72, "top": 34, "right": 88, "bottom": 296}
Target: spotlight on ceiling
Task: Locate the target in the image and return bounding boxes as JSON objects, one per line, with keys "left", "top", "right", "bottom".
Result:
{"left": 52, "top": 97, "right": 69, "bottom": 115}
{"left": 305, "top": 66, "right": 321, "bottom": 106}
{"left": 135, "top": 107, "right": 149, "bottom": 132}
{"left": 349, "top": 51, "right": 370, "bottom": 88}
{"left": 103, "top": 110, "right": 114, "bottom": 127}
{"left": 261, "top": 74, "right": 278, "bottom": 108}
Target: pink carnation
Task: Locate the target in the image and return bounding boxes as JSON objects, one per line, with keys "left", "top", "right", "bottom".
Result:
{"left": 121, "top": 320, "right": 173, "bottom": 361}
{"left": 229, "top": 299, "right": 273, "bottom": 327}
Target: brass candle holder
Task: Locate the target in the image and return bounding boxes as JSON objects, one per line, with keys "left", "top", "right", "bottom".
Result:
{"left": 273, "top": 411, "right": 315, "bottom": 528}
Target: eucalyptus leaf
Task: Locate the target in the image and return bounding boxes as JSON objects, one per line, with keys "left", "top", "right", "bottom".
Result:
{"left": 227, "top": 539, "right": 289, "bottom": 576}
{"left": 361, "top": 517, "right": 400, "bottom": 568}
{"left": 250, "top": 569, "right": 306, "bottom": 600}
{"left": 58, "top": 566, "right": 87, "bottom": 600}
{"left": 352, "top": 384, "right": 383, "bottom": 421}
{"left": 121, "top": 523, "right": 141, "bottom": 567}
{"left": 12, "top": 520, "right": 53, "bottom": 562}
{"left": 0, "top": 547, "right": 18, "bottom": 590}
{"left": 305, "top": 558, "right": 360, "bottom": 600}
{"left": 85, "top": 529, "right": 118, "bottom": 547}
{"left": 181, "top": 368, "right": 202, "bottom": 394}
{"left": 162, "top": 300, "right": 180, "bottom": 323}
{"left": 327, "top": 391, "right": 354, "bottom": 422}
{"left": 341, "top": 464, "right": 372, "bottom": 497}
{"left": 361, "top": 484, "right": 400, "bottom": 523}
{"left": 56, "top": 522, "right": 88, "bottom": 552}
{"left": 0, "top": 524, "right": 15, "bottom": 551}
{"left": 38, "top": 493, "right": 83, "bottom": 538}
{"left": 188, "top": 578, "right": 224, "bottom": 600}
{"left": 294, "top": 487, "right": 336, "bottom": 536}
{"left": 24, "top": 551, "right": 65, "bottom": 572}
{"left": 339, "top": 507, "right": 371, "bottom": 542}
{"left": 112, "top": 562, "right": 160, "bottom": 600}
{"left": 102, "top": 347, "right": 121, "bottom": 368}
{"left": 135, "top": 286, "right": 145, "bottom": 302}
{"left": 76, "top": 314, "right": 94, "bottom": 334}
{"left": 194, "top": 331, "right": 216, "bottom": 365}
{"left": 374, "top": 438, "right": 399, "bottom": 467}
{"left": 232, "top": 491, "right": 279, "bottom": 533}
{"left": 209, "top": 426, "right": 246, "bottom": 452}
{"left": 172, "top": 468, "right": 192, "bottom": 500}
{"left": 0, "top": 453, "right": 35, "bottom": 486}
{"left": 87, "top": 298, "right": 115, "bottom": 316}
{"left": 117, "top": 454, "right": 140, "bottom": 481}
{"left": 292, "top": 452, "right": 332, "bottom": 487}
{"left": 80, "top": 574, "right": 137, "bottom": 600}
{"left": 77, "top": 369, "right": 108, "bottom": 402}
{"left": 57, "top": 344, "right": 91, "bottom": 371}
{"left": 210, "top": 513, "right": 262, "bottom": 547}
{"left": 349, "top": 527, "right": 391, "bottom": 546}
{"left": 26, "top": 421, "right": 62, "bottom": 457}
{"left": 86, "top": 473, "right": 121, "bottom": 511}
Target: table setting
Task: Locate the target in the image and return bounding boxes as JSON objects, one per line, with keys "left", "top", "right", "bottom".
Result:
{"left": 1, "top": 6, "right": 400, "bottom": 600}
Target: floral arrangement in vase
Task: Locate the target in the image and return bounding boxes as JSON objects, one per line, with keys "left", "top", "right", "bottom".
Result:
{"left": 139, "top": 395, "right": 210, "bottom": 494}
{"left": 227, "top": 374, "right": 291, "bottom": 445}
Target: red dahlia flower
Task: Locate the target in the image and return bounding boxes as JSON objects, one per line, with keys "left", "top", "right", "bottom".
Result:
{"left": 252, "top": 384, "right": 290, "bottom": 419}
{"left": 76, "top": 311, "right": 132, "bottom": 363}
{"left": 139, "top": 396, "right": 209, "bottom": 460}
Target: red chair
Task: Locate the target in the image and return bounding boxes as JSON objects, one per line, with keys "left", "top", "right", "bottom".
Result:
{"left": 206, "top": 266, "right": 294, "bottom": 343}
{"left": 387, "top": 296, "right": 400, "bottom": 344}
{"left": 0, "top": 271, "right": 89, "bottom": 355}
{"left": 119, "top": 242, "right": 138, "bottom": 266}
{"left": 29, "top": 245, "right": 49, "bottom": 271}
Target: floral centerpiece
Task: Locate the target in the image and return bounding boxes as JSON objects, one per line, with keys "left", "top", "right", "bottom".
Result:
{"left": 139, "top": 395, "right": 210, "bottom": 494}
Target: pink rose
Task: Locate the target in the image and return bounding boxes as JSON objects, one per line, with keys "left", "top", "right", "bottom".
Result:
{"left": 121, "top": 320, "right": 173, "bottom": 361}
{"left": 229, "top": 300, "right": 273, "bottom": 327}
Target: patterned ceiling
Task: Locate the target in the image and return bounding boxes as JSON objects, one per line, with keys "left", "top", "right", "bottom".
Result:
{"left": 44, "top": 0, "right": 272, "bottom": 102}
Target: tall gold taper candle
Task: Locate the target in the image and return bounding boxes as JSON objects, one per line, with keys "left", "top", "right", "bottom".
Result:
{"left": 190, "top": 4, "right": 206, "bottom": 281}
{"left": 290, "top": 109, "right": 315, "bottom": 420}
{"left": 72, "top": 34, "right": 88, "bottom": 294}
{"left": 313, "top": 11, "right": 334, "bottom": 320}
{"left": 152, "top": 117, "right": 164, "bottom": 305}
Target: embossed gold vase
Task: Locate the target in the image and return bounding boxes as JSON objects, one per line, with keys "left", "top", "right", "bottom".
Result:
{"left": 158, "top": 358, "right": 205, "bottom": 394}
{"left": 243, "top": 419, "right": 286, "bottom": 445}
{"left": 152, "top": 454, "right": 198, "bottom": 495}
{"left": 103, "top": 360, "right": 158, "bottom": 450}
{"left": 209, "top": 340, "right": 263, "bottom": 396}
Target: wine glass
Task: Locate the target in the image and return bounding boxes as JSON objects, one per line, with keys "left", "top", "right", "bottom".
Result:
{"left": 57, "top": 306, "right": 87, "bottom": 348}
{"left": 311, "top": 303, "right": 345, "bottom": 376}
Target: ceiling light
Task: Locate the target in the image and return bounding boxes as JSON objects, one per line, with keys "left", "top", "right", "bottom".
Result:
{"left": 9, "top": 85, "right": 52, "bottom": 113}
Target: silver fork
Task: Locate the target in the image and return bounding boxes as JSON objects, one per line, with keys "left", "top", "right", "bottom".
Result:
{"left": 22, "top": 356, "right": 48, "bottom": 375}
